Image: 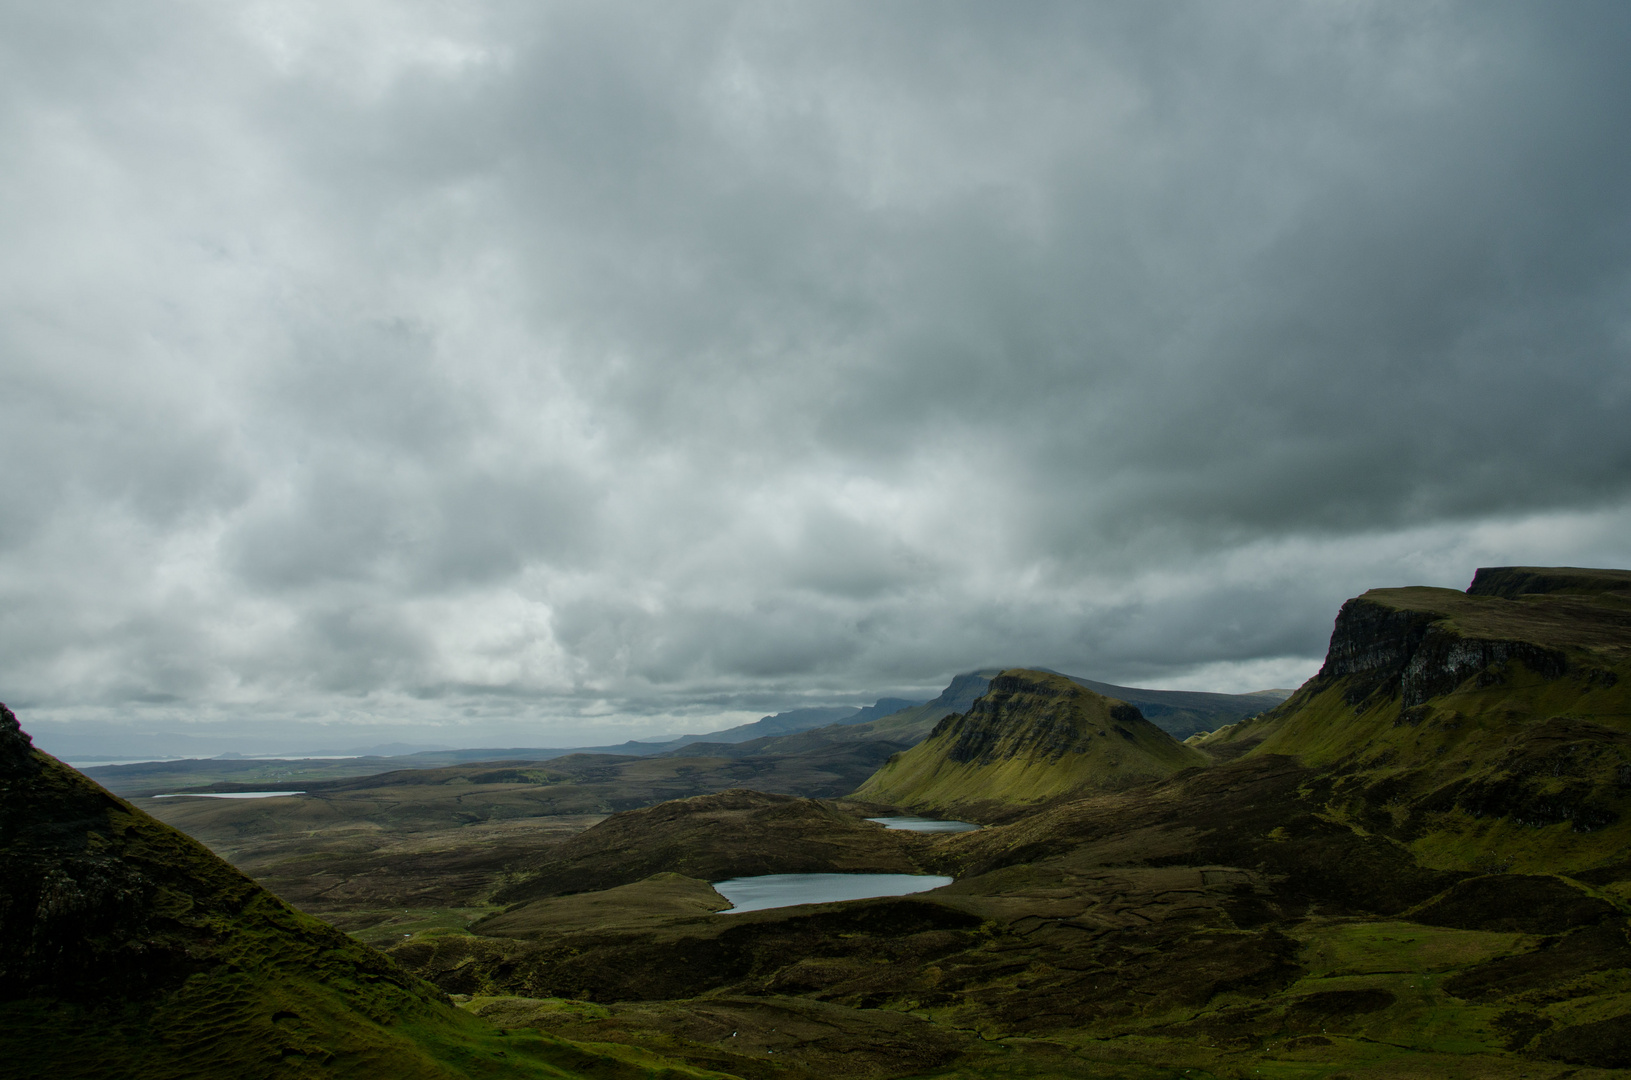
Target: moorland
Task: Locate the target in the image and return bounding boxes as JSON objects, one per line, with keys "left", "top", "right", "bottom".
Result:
{"left": 5, "top": 565, "right": 1629, "bottom": 1078}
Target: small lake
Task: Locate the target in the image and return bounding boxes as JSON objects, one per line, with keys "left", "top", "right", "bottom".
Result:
{"left": 867, "top": 816, "right": 981, "bottom": 833}
{"left": 713, "top": 872, "right": 954, "bottom": 914}
{"left": 152, "top": 791, "right": 306, "bottom": 800}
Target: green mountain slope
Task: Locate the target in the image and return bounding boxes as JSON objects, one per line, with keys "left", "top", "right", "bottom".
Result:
{"left": 1195, "top": 567, "right": 1631, "bottom": 880}
{"left": 490, "top": 789, "right": 927, "bottom": 905}
{"left": 852, "top": 669, "right": 1208, "bottom": 817}
{"left": 742, "top": 668, "right": 1288, "bottom": 759}
{"left": 0, "top": 704, "right": 726, "bottom": 1080}
{"left": 376, "top": 569, "right": 1631, "bottom": 1078}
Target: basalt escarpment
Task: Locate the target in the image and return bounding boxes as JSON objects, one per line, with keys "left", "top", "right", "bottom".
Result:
{"left": 376, "top": 571, "right": 1631, "bottom": 1078}
{"left": 1195, "top": 568, "right": 1631, "bottom": 878}
{"left": 1317, "top": 593, "right": 1568, "bottom": 708}
{"left": 852, "top": 669, "right": 1207, "bottom": 818}
{"left": 940, "top": 674, "right": 1149, "bottom": 766}
{"left": 1204, "top": 566, "right": 1631, "bottom": 753}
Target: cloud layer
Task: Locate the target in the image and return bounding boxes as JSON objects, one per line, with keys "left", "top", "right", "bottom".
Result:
{"left": 4, "top": 2, "right": 1630, "bottom": 754}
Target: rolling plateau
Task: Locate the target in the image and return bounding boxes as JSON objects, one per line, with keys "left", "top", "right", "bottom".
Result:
{"left": 8, "top": 566, "right": 1630, "bottom": 1078}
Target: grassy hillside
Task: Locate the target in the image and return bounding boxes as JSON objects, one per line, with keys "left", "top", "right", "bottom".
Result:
{"left": 774, "top": 669, "right": 1286, "bottom": 752}
{"left": 0, "top": 704, "right": 729, "bottom": 1080}
{"left": 853, "top": 669, "right": 1208, "bottom": 818}
{"left": 1194, "top": 574, "right": 1631, "bottom": 884}
{"left": 490, "top": 789, "right": 930, "bottom": 904}
{"left": 374, "top": 569, "right": 1631, "bottom": 1079}
{"left": 130, "top": 739, "right": 907, "bottom": 941}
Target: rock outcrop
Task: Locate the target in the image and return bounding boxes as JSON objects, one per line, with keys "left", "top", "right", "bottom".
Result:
{"left": 1319, "top": 594, "right": 1568, "bottom": 707}
{"left": 853, "top": 670, "right": 1208, "bottom": 818}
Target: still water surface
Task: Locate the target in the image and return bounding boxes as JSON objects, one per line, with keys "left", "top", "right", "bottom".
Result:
{"left": 152, "top": 791, "right": 306, "bottom": 799}
{"left": 867, "top": 816, "right": 980, "bottom": 833}
{"left": 713, "top": 872, "right": 954, "bottom": 914}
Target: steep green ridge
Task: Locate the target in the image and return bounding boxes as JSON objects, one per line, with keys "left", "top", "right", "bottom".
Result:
{"left": 767, "top": 668, "right": 1285, "bottom": 752}
{"left": 0, "top": 704, "right": 726, "bottom": 1080}
{"left": 1195, "top": 573, "right": 1631, "bottom": 875}
{"left": 853, "top": 669, "right": 1208, "bottom": 818}
{"left": 375, "top": 569, "right": 1631, "bottom": 1078}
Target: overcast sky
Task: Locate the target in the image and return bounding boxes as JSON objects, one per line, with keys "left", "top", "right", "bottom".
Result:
{"left": 4, "top": 2, "right": 1630, "bottom": 756}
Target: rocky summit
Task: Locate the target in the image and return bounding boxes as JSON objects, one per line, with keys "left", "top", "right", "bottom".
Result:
{"left": 854, "top": 668, "right": 1209, "bottom": 819}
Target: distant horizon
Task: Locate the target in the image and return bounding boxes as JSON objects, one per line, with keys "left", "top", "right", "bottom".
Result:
{"left": 4, "top": 4, "right": 1628, "bottom": 758}
{"left": 33, "top": 663, "right": 1307, "bottom": 763}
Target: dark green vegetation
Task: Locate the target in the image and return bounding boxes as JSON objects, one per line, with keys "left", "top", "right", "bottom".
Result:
{"left": 120, "top": 671, "right": 1276, "bottom": 947}
{"left": 22, "top": 566, "right": 1630, "bottom": 1078}
{"left": 360, "top": 568, "right": 1631, "bottom": 1078}
{"left": 854, "top": 670, "right": 1210, "bottom": 818}
{"left": 130, "top": 740, "right": 915, "bottom": 942}
{"left": 0, "top": 703, "right": 731, "bottom": 1079}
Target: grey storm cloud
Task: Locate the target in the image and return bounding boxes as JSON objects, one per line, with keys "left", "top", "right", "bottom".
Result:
{"left": 2, "top": 1, "right": 1630, "bottom": 754}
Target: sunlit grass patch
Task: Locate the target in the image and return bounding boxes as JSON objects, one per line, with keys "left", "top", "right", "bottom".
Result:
{"left": 337, "top": 905, "right": 503, "bottom": 945}
{"left": 1291, "top": 919, "right": 1526, "bottom": 976}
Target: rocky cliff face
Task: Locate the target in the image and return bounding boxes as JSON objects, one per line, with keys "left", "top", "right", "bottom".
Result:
{"left": 853, "top": 670, "right": 1207, "bottom": 818}
{"left": 934, "top": 671, "right": 1150, "bottom": 765}
{"left": 1318, "top": 595, "right": 1568, "bottom": 707}
{"left": 1196, "top": 568, "right": 1631, "bottom": 871}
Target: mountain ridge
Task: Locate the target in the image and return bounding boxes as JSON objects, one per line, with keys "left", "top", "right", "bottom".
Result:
{"left": 853, "top": 669, "right": 1210, "bottom": 818}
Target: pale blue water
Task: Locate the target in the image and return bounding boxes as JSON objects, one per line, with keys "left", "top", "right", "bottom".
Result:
{"left": 867, "top": 816, "right": 980, "bottom": 833}
{"left": 152, "top": 791, "right": 306, "bottom": 799}
{"left": 713, "top": 872, "right": 954, "bottom": 914}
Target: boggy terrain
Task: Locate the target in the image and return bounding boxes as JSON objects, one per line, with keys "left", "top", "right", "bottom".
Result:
{"left": 129, "top": 740, "right": 913, "bottom": 941}
{"left": 125, "top": 672, "right": 1278, "bottom": 945}
{"left": 101, "top": 671, "right": 1280, "bottom": 948}
{"left": 376, "top": 567, "right": 1631, "bottom": 1079}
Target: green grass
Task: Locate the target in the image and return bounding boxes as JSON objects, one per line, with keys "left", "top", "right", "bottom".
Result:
{"left": 856, "top": 671, "right": 1207, "bottom": 816}
{"left": 338, "top": 905, "right": 504, "bottom": 946}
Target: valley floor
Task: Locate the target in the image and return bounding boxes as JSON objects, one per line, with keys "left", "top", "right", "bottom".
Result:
{"left": 140, "top": 750, "right": 1631, "bottom": 1079}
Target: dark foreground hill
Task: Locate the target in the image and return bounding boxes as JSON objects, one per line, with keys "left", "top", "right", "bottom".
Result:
{"left": 383, "top": 568, "right": 1631, "bottom": 1079}
{"left": 0, "top": 704, "right": 726, "bottom": 1080}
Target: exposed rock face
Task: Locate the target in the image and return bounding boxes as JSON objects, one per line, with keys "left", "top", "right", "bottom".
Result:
{"left": 1317, "top": 594, "right": 1567, "bottom": 707}
{"left": 936, "top": 672, "right": 1149, "bottom": 766}
{"left": 854, "top": 670, "right": 1208, "bottom": 818}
